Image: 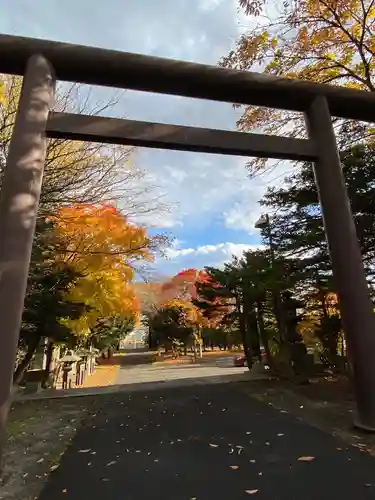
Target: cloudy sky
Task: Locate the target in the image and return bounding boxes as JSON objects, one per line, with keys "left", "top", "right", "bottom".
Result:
{"left": 0, "top": 0, "right": 292, "bottom": 276}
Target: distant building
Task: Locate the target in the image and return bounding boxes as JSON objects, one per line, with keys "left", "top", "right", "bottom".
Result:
{"left": 120, "top": 315, "right": 148, "bottom": 349}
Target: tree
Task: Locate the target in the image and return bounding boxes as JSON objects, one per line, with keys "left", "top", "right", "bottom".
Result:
{"left": 51, "top": 203, "right": 153, "bottom": 334}
{"left": 87, "top": 314, "right": 136, "bottom": 355}
{"left": 0, "top": 76, "right": 170, "bottom": 220}
{"left": 194, "top": 249, "right": 309, "bottom": 375}
{"left": 194, "top": 270, "right": 232, "bottom": 328}
{"left": 15, "top": 218, "right": 87, "bottom": 384}
{"left": 147, "top": 299, "right": 195, "bottom": 355}
{"left": 1, "top": 75, "right": 170, "bottom": 383}
{"left": 261, "top": 143, "right": 375, "bottom": 278}
{"left": 161, "top": 269, "right": 202, "bottom": 302}
{"left": 258, "top": 143, "right": 375, "bottom": 367}
{"left": 195, "top": 265, "right": 255, "bottom": 368}
{"left": 221, "top": 0, "right": 375, "bottom": 171}
{"left": 134, "top": 281, "right": 166, "bottom": 316}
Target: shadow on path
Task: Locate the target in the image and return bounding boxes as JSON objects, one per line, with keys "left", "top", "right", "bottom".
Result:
{"left": 38, "top": 383, "right": 375, "bottom": 499}
{"left": 98, "top": 352, "right": 156, "bottom": 367}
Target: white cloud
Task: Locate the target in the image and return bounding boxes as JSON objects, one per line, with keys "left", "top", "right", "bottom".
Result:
{"left": 200, "top": 0, "right": 225, "bottom": 11}
{"left": 3, "top": 0, "right": 297, "bottom": 239}
{"left": 164, "top": 241, "right": 264, "bottom": 272}
{"left": 137, "top": 150, "right": 293, "bottom": 234}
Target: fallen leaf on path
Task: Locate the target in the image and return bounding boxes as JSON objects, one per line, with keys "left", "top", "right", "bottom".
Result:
{"left": 246, "top": 431, "right": 251, "bottom": 435}
{"left": 277, "top": 433, "right": 284, "bottom": 437}
{"left": 102, "top": 478, "right": 110, "bottom": 482}
{"left": 106, "top": 461, "right": 116, "bottom": 466}
{"left": 62, "top": 489, "right": 68, "bottom": 493}
{"left": 209, "top": 443, "right": 219, "bottom": 448}
{"left": 298, "top": 456, "right": 315, "bottom": 462}
{"left": 230, "top": 465, "right": 239, "bottom": 470}
{"left": 50, "top": 465, "right": 59, "bottom": 472}
{"left": 245, "top": 490, "right": 259, "bottom": 495}
{"left": 37, "top": 458, "right": 44, "bottom": 464}
{"left": 78, "top": 449, "right": 91, "bottom": 453}
{"left": 249, "top": 460, "right": 256, "bottom": 463}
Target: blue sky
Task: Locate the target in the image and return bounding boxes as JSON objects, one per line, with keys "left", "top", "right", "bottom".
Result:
{"left": 0, "top": 0, "right": 291, "bottom": 277}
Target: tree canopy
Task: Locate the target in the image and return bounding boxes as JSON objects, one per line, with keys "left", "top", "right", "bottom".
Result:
{"left": 221, "top": 0, "right": 375, "bottom": 171}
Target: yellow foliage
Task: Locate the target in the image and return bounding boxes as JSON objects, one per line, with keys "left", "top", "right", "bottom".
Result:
{"left": 222, "top": 0, "right": 375, "bottom": 171}
{"left": 160, "top": 298, "right": 205, "bottom": 328}
{"left": 51, "top": 203, "right": 152, "bottom": 335}
{"left": 53, "top": 203, "right": 153, "bottom": 273}
{"left": 0, "top": 78, "right": 5, "bottom": 104}
{"left": 299, "top": 290, "right": 340, "bottom": 343}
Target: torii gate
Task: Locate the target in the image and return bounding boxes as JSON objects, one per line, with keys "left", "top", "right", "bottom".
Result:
{"left": 0, "top": 35, "right": 375, "bottom": 449}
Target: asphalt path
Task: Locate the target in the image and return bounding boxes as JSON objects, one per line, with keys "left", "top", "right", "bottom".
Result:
{"left": 114, "top": 354, "right": 246, "bottom": 387}
{"left": 38, "top": 383, "right": 375, "bottom": 499}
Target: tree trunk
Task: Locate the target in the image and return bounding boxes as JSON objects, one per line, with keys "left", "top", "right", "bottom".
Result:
{"left": 237, "top": 298, "right": 252, "bottom": 371}
{"left": 42, "top": 340, "right": 54, "bottom": 388}
{"left": 193, "top": 338, "right": 197, "bottom": 362}
{"left": 248, "top": 308, "right": 261, "bottom": 361}
{"left": 256, "top": 300, "right": 272, "bottom": 366}
{"left": 273, "top": 291, "right": 285, "bottom": 342}
{"left": 13, "top": 335, "right": 41, "bottom": 386}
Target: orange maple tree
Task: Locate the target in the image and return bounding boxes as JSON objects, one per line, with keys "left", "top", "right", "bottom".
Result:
{"left": 51, "top": 203, "right": 154, "bottom": 334}
{"left": 161, "top": 268, "right": 208, "bottom": 301}
{"left": 160, "top": 268, "right": 230, "bottom": 329}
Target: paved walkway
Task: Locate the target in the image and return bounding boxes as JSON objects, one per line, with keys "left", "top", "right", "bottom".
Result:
{"left": 115, "top": 354, "right": 251, "bottom": 386}
{"left": 38, "top": 384, "right": 375, "bottom": 499}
